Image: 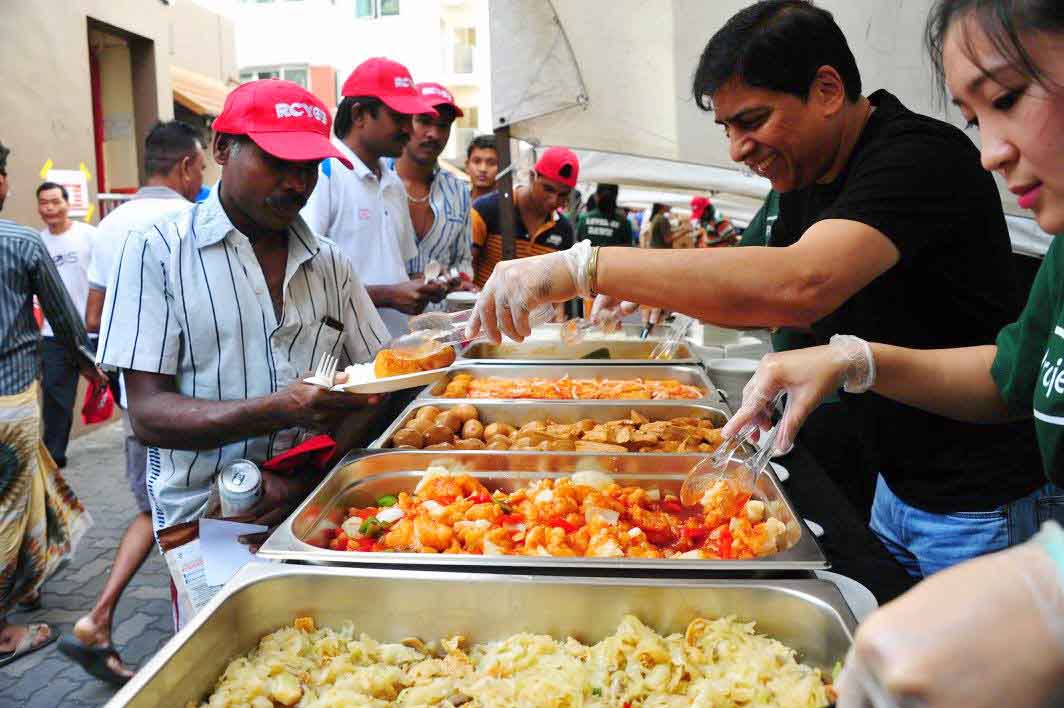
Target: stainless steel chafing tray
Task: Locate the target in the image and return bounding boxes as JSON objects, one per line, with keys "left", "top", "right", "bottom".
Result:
{"left": 419, "top": 363, "right": 720, "bottom": 402}
{"left": 107, "top": 563, "right": 855, "bottom": 708}
{"left": 459, "top": 339, "right": 698, "bottom": 365}
{"left": 372, "top": 400, "right": 731, "bottom": 449}
{"left": 257, "top": 450, "right": 827, "bottom": 570}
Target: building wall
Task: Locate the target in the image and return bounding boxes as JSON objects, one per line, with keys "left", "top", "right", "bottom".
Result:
{"left": 0, "top": 0, "right": 234, "bottom": 227}
{"left": 224, "top": 0, "right": 493, "bottom": 160}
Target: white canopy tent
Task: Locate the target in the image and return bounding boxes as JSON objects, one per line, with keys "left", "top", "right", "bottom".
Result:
{"left": 489, "top": 0, "right": 1052, "bottom": 255}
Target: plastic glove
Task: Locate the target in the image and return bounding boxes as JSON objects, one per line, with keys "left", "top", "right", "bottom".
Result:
{"left": 720, "top": 334, "right": 875, "bottom": 454}
{"left": 466, "top": 241, "right": 592, "bottom": 344}
{"left": 837, "top": 521, "right": 1064, "bottom": 708}
{"left": 589, "top": 295, "right": 639, "bottom": 326}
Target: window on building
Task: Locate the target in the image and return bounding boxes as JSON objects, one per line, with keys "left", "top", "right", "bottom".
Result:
{"left": 357, "top": 0, "right": 398, "bottom": 19}
{"left": 455, "top": 105, "right": 478, "bottom": 130}
{"left": 239, "top": 65, "right": 308, "bottom": 87}
{"left": 453, "top": 27, "right": 475, "bottom": 74}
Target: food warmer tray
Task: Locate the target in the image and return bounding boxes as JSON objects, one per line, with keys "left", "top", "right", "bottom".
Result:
{"left": 372, "top": 399, "right": 732, "bottom": 449}
{"left": 459, "top": 339, "right": 698, "bottom": 365}
{"left": 257, "top": 450, "right": 827, "bottom": 571}
{"left": 107, "top": 563, "right": 855, "bottom": 707}
{"left": 419, "top": 363, "right": 721, "bottom": 404}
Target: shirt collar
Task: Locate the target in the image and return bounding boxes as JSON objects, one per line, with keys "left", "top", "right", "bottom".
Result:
{"left": 134, "top": 185, "right": 186, "bottom": 201}
{"left": 335, "top": 138, "right": 404, "bottom": 191}
{"left": 192, "top": 181, "right": 322, "bottom": 261}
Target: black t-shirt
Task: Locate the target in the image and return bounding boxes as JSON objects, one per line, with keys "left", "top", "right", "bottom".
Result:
{"left": 774, "top": 90, "right": 1042, "bottom": 513}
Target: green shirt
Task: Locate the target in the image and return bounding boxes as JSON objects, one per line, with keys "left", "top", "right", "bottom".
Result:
{"left": 991, "top": 235, "right": 1064, "bottom": 483}
{"left": 577, "top": 207, "right": 633, "bottom": 248}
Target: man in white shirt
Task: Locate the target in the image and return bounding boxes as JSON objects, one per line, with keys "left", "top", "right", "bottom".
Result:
{"left": 302, "top": 57, "right": 445, "bottom": 336}
{"left": 60, "top": 120, "right": 204, "bottom": 686}
{"left": 36, "top": 181, "right": 97, "bottom": 468}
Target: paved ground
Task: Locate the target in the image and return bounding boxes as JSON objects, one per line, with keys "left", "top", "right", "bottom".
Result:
{"left": 0, "top": 420, "right": 171, "bottom": 707}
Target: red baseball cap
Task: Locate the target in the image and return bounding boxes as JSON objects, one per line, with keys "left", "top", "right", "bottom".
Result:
{"left": 213, "top": 79, "right": 352, "bottom": 168}
{"left": 341, "top": 58, "right": 439, "bottom": 116}
{"left": 414, "top": 82, "right": 464, "bottom": 117}
{"left": 534, "top": 147, "right": 580, "bottom": 188}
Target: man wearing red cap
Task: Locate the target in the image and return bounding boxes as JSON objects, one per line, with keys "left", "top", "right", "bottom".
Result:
{"left": 302, "top": 57, "right": 443, "bottom": 336}
{"left": 392, "top": 82, "right": 475, "bottom": 305}
{"left": 96, "top": 80, "right": 391, "bottom": 568}
{"left": 470, "top": 146, "right": 578, "bottom": 288}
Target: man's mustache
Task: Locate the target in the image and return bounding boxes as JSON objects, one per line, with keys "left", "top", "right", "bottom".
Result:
{"left": 266, "top": 192, "right": 307, "bottom": 211}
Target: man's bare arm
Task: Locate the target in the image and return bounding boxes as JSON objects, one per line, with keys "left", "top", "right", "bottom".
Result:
{"left": 124, "top": 370, "right": 377, "bottom": 450}
{"left": 597, "top": 218, "right": 900, "bottom": 329}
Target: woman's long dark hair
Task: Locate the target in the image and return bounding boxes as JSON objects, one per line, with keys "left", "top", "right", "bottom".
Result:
{"left": 926, "top": 0, "right": 1064, "bottom": 95}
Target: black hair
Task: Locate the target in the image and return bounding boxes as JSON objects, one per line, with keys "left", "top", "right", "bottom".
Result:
{"left": 466, "top": 134, "right": 497, "bottom": 159}
{"left": 214, "top": 132, "right": 251, "bottom": 157}
{"left": 0, "top": 141, "right": 8, "bottom": 176}
{"left": 596, "top": 183, "right": 619, "bottom": 195}
{"left": 651, "top": 202, "right": 669, "bottom": 218}
{"left": 926, "top": 0, "right": 1064, "bottom": 96}
{"left": 692, "top": 0, "right": 861, "bottom": 110}
{"left": 36, "top": 181, "right": 69, "bottom": 202}
{"left": 334, "top": 96, "right": 383, "bottom": 139}
{"left": 144, "top": 120, "right": 203, "bottom": 177}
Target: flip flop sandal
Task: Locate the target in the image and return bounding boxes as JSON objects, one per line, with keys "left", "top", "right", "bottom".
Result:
{"left": 0, "top": 623, "right": 59, "bottom": 667}
{"left": 17, "top": 593, "right": 42, "bottom": 611}
{"left": 58, "top": 636, "right": 132, "bottom": 686}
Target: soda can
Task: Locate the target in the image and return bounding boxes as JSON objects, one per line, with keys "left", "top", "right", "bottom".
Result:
{"left": 219, "top": 459, "right": 263, "bottom": 517}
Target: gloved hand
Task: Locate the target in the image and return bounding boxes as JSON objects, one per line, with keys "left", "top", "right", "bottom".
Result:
{"left": 837, "top": 521, "right": 1064, "bottom": 708}
{"left": 589, "top": 295, "right": 639, "bottom": 326}
{"left": 466, "top": 241, "right": 593, "bottom": 343}
{"left": 720, "top": 334, "right": 875, "bottom": 454}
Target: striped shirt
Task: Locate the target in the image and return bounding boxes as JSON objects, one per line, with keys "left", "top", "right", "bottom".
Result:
{"left": 388, "top": 162, "right": 474, "bottom": 279}
{"left": 96, "top": 187, "right": 390, "bottom": 531}
{"left": 471, "top": 190, "right": 574, "bottom": 287}
{"left": 0, "top": 219, "right": 94, "bottom": 395}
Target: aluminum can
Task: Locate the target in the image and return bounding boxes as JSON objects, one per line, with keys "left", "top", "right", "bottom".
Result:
{"left": 219, "top": 459, "right": 263, "bottom": 517}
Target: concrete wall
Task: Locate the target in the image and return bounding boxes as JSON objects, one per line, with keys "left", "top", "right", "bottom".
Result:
{"left": 0, "top": 0, "right": 234, "bottom": 227}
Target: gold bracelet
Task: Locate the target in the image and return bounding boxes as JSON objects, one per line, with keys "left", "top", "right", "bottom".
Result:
{"left": 587, "top": 246, "right": 600, "bottom": 296}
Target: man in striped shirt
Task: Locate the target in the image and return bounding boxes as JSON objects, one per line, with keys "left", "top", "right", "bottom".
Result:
{"left": 0, "top": 140, "right": 100, "bottom": 667}
{"left": 393, "top": 83, "right": 475, "bottom": 308}
{"left": 96, "top": 80, "right": 391, "bottom": 539}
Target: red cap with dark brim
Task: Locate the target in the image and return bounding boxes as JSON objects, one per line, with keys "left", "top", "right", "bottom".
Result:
{"left": 213, "top": 79, "right": 352, "bottom": 168}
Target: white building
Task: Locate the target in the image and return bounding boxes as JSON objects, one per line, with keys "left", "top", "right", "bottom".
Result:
{"left": 213, "top": 0, "right": 492, "bottom": 161}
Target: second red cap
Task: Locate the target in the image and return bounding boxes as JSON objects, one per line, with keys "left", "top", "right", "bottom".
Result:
{"left": 341, "top": 58, "right": 439, "bottom": 116}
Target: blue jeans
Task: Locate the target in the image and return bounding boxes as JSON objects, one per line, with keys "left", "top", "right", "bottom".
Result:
{"left": 870, "top": 474, "right": 1064, "bottom": 579}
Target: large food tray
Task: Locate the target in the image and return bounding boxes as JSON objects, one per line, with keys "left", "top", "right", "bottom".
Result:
{"left": 420, "top": 363, "right": 721, "bottom": 402}
{"left": 257, "top": 450, "right": 827, "bottom": 570}
{"left": 107, "top": 563, "right": 856, "bottom": 707}
{"left": 372, "top": 400, "right": 731, "bottom": 449}
{"left": 460, "top": 339, "right": 698, "bottom": 365}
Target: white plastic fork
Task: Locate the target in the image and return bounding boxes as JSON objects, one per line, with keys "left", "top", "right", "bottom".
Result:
{"left": 311, "top": 352, "right": 338, "bottom": 388}
{"left": 649, "top": 314, "right": 693, "bottom": 360}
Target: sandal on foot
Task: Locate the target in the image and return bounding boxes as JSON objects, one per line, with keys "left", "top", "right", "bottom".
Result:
{"left": 0, "top": 623, "right": 59, "bottom": 667}
{"left": 58, "top": 636, "right": 132, "bottom": 686}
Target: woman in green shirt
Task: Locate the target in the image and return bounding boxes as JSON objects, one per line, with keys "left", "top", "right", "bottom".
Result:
{"left": 730, "top": 2, "right": 1064, "bottom": 706}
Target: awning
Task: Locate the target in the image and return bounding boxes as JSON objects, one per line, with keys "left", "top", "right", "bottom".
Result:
{"left": 171, "top": 65, "right": 230, "bottom": 117}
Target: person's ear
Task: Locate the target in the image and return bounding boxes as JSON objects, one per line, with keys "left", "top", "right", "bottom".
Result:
{"left": 213, "top": 133, "right": 231, "bottom": 166}
{"left": 811, "top": 65, "right": 847, "bottom": 117}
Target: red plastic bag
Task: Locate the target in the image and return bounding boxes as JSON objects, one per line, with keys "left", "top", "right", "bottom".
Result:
{"left": 261, "top": 434, "right": 337, "bottom": 474}
{"left": 81, "top": 380, "right": 114, "bottom": 425}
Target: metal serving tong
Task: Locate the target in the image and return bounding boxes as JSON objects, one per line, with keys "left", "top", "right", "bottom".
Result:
{"left": 680, "top": 390, "right": 785, "bottom": 506}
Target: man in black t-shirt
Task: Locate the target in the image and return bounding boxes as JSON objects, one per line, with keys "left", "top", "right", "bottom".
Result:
{"left": 470, "top": 0, "right": 1045, "bottom": 581}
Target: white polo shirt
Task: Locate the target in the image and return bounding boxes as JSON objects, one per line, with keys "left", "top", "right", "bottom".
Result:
{"left": 302, "top": 138, "right": 417, "bottom": 337}
{"left": 88, "top": 185, "right": 192, "bottom": 292}
{"left": 96, "top": 186, "right": 390, "bottom": 531}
